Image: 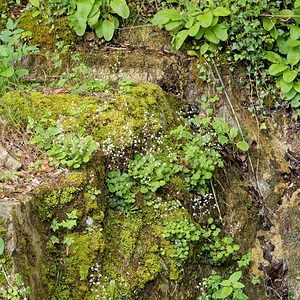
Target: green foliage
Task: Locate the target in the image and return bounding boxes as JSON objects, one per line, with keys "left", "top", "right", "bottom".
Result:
{"left": 86, "top": 185, "right": 101, "bottom": 200}
{"left": 69, "top": 0, "right": 130, "bottom": 41}
{"left": 51, "top": 209, "right": 78, "bottom": 232}
{"left": 199, "top": 218, "right": 240, "bottom": 265}
{"left": 152, "top": 1, "right": 230, "bottom": 51}
{"left": 170, "top": 116, "right": 223, "bottom": 195}
{"left": 0, "top": 237, "right": 4, "bottom": 255}
{"left": 128, "top": 154, "right": 177, "bottom": 194}
{"left": 164, "top": 218, "right": 201, "bottom": 266}
{"left": 198, "top": 270, "right": 248, "bottom": 300}
{"left": 106, "top": 170, "right": 136, "bottom": 209}
{"left": 0, "top": 18, "right": 38, "bottom": 94}
{"left": 27, "top": 110, "right": 98, "bottom": 169}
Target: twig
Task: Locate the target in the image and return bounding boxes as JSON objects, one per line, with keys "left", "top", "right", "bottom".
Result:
{"left": 116, "top": 24, "right": 156, "bottom": 30}
{"left": 210, "top": 179, "right": 222, "bottom": 222}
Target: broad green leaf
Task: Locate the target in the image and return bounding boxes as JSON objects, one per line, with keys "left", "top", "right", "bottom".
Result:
{"left": 188, "top": 22, "right": 200, "bottom": 37}
{"left": 286, "top": 39, "right": 300, "bottom": 47}
{"left": 213, "top": 7, "right": 231, "bottom": 17}
{"left": 29, "top": 0, "right": 39, "bottom": 8}
{"left": 218, "top": 135, "right": 228, "bottom": 145}
{"left": 293, "top": 80, "right": 300, "bottom": 92}
{"left": 111, "top": 0, "right": 129, "bottom": 19}
{"left": 263, "top": 17, "right": 276, "bottom": 31}
{"left": 270, "top": 27, "right": 279, "bottom": 39}
{"left": 219, "top": 286, "right": 233, "bottom": 298}
{"left": 87, "top": 0, "right": 101, "bottom": 26}
{"left": 198, "top": 10, "right": 213, "bottom": 28}
{"left": 232, "top": 291, "right": 248, "bottom": 300}
{"left": 95, "top": 20, "right": 103, "bottom": 38}
{"left": 276, "top": 37, "right": 288, "bottom": 55}
{"left": 220, "top": 279, "right": 231, "bottom": 287}
{"left": 236, "top": 141, "right": 249, "bottom": 151}
{"left": 290, "top": 25, "right": 300, "bottom": 40}
{"left": 291, "top": 94, "right": 300, "bottom": 107}
{"left": 165, "top": 20, "right": 182, "bottom": 31}
{"left": 195, "top": 28, "right": 205, "bottom": 39}
{"left": 200, "top": 43, "right": 209, "bottom": 55}
{"left": 74, "top": 0, "right": 94, "bottom": 35}
{"left": 264, "top": 51, "right": 282, "bottom": 63}
{"left": 287, "top": 47, "right": 300, "bottom": 67}
{"left": 171, "top": 29, "right": 189, "bottom": 50}
{"left": 295, "top": 0, "right": 300, "bottom": 8}
{"left": 185, "top": 17, "right": 194, "bottom": 29}
{"left": 229, "top": 127, "right": 238, "bottom": 139}
{"left": 283, "top": 88, "right": 297, "bottom": 100}
{"left": 0, "top": 66, "right": 14, "bottom": 78}
{"left": 283, "top": 70, "right": 297, "bottom": 83}
{"left": 0, "top": 238, "right": 4, "bottom": 255}
{"left": 277, "top": 78, "right": 294, "bottom": 93}
{"left": 229, "top": 271, "right": 242, "bottom": 282}
{"left": 204, "top": 29, "right": 219, "bottom": 44}
{"left": 233, "top": 282, "right": 245, "bottom": 289}
{"left": 293, "top": 8, "right": 300, "bottom": 24}
{"left": 102, "top": 19, "right": 114, "bottom": 41}
{"left": 212, "top": 23, "right": 228, "bottom": 41}
{"left": 268, "top": 64, "right": 288, "bottom": 76}
{"left": 0, "top": 45, "right": 8, "bottom": 57}
{"left": 152, "top": 9, "right": 181, "bottom": 25}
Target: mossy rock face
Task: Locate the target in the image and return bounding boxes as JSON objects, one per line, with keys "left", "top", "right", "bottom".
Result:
{"left": 3, "top": 83, "right": 180, "bottom": 151}
{"left": 18, "top": 11, "right": 77, "bottom": 49}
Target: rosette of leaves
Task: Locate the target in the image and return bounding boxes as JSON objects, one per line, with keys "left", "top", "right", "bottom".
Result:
{"left": 69, "top": 0, "right": 130, "bottom": 41}
{"left": 152, "top": 1, "right": 230, "bottom": 52}
{"left": 263, "top": 1, "right": 300, "bottom": 107}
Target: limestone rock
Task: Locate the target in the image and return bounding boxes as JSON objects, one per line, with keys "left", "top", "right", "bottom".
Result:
{"left": 0, "top": 143, "right": 22, "bottom": 171}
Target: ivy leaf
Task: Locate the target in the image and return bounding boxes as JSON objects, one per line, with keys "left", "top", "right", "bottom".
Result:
{"left": 268, "top": 64, "right": 288, "bottom": 76}
{"left": 0, "top": 238, "right": 4, "bottom": 255}
{"left": 188, "top": 22, "right": 200, "bottom": 37}
{"left": 171, "top": 29, "right": 189, "bottom": 50}
{"left": 102, "top": 19, "right": 114, "bottom": 41}
{"left": 212, "top": 23, "right": 228, "bottom": 41}
{"left": 152, "top": 9, "right": 181, "bottom": 25}
{"left": 236, "top": 141, "right": 249, "bottom": 151}
{"left": 198, "top": 10, "right": 213, "bottom": 28}
{"left": 204, "top": 29, "right": 219, "bottom": 44}
{"left": 283, "top": 70, "right": 297, "bottom": 83}
{"left": 213, "top": 7, "right": 231, "bottom": 17}
{"left": 111, "top": 0, "right": 129, "bottom": 19}
{"left": 262, "top": 17, "right": 276, "bottom": 31}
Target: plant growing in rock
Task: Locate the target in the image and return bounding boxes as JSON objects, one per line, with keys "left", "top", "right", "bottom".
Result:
{"left": 152, "top": 1, "right": 230, "bottom": 51}
{"left": 69, "top": 0, "right": 130, "bottom": 41}
{"left": 164, "top": 218, "right": 201, "bottom": 266}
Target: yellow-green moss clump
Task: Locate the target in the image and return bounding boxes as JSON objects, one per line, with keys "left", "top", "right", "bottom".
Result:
{"left": 17, "top": 11, "right": 77, "bottom": 49}
{"left": 3, "top": 83, "right": 179, "bottom": 151}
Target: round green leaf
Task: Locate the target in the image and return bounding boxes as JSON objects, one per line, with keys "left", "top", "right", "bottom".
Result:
{"left": 264, "top": 51, "right": 282, "bottom": 64}
{"left": 212, "top": 23, "right": 228, "bottom": 41}
{"left": 290, "top": 25, "right": 300, "bottom": 40}
{"left": 283, "top": 88, "right": 297, "bottom": 100}
{"left": 291, "top": 94, "right": 300, "bottom": 107}
{"left": 29, "top": 0, "right": 40, "bottom": 8}
{"left": 204, "top": 29, "right": 219, "bottom": 44}
{"left": 102, "top": 19, "right": 115, "bottom": 41}
{"left": 188, "top": 22, "right": 201, "bottom": 37}
{"left": 283, "top": 70, "right": 297, "bottom": 83}
{"left": 213, "top": 7, "right": 231, "bottom": 17}
{"left": 277, "top": 78, "right": 294, "bottom": 93}
{"left": 152, "top": 9, "right": 181, "bottom": 25}
{"left": 198, "top": 10, "right": 213, "bottom": 28}
{"left": 111, "top": 0, "right": 129, "bottom": 19}
{"left": 200, "top": 43, "right": 209, "bottom": 55}
{"left": 263, "top": 17, "right": 276, "bottom": 31}
{"left": 229, "top": 127, "right": 238, "bottom": 139}
{"left": 236, "top": 141, "right": 249, "bottom": 151}
{"left": 293, "top": 80, "right": 300, "bottom": 93}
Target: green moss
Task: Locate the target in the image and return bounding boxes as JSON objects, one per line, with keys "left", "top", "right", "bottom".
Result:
{"left": 18, "top": 11, "right": 76, "bottom": 49}
{"left": 3, "top": 83, "right": 179, "bottom": 152}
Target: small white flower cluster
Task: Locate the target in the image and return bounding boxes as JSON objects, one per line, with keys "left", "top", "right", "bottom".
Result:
{"left": 89, "top": 263, "right": 111, "bottom": 300}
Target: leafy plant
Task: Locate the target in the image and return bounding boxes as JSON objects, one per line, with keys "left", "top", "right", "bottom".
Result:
{"left": 199, "top": 218, "right": 240, "bottom": 265}
{"left": 164, "top": 218, "right": 201, "bottom": 266}
{"left": 69, "top": 0, "right": 130, "bottom": 41}
{"left": 27, "top": 110, "right": 98, "bottom": 169}
{"left": 152, "top": 1, "right": 230, "bottom": 51}
{"left": 86, "top": 185, "right": 101, "bottom": 200}
{"left": 106, "top": 170, "right": 136, "bottom": 209}
{"left": 198, "top": 270, "right": 248, "bottom": 300}
{"left": 128, "top": 154, "right": 177, "bottom": 194}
